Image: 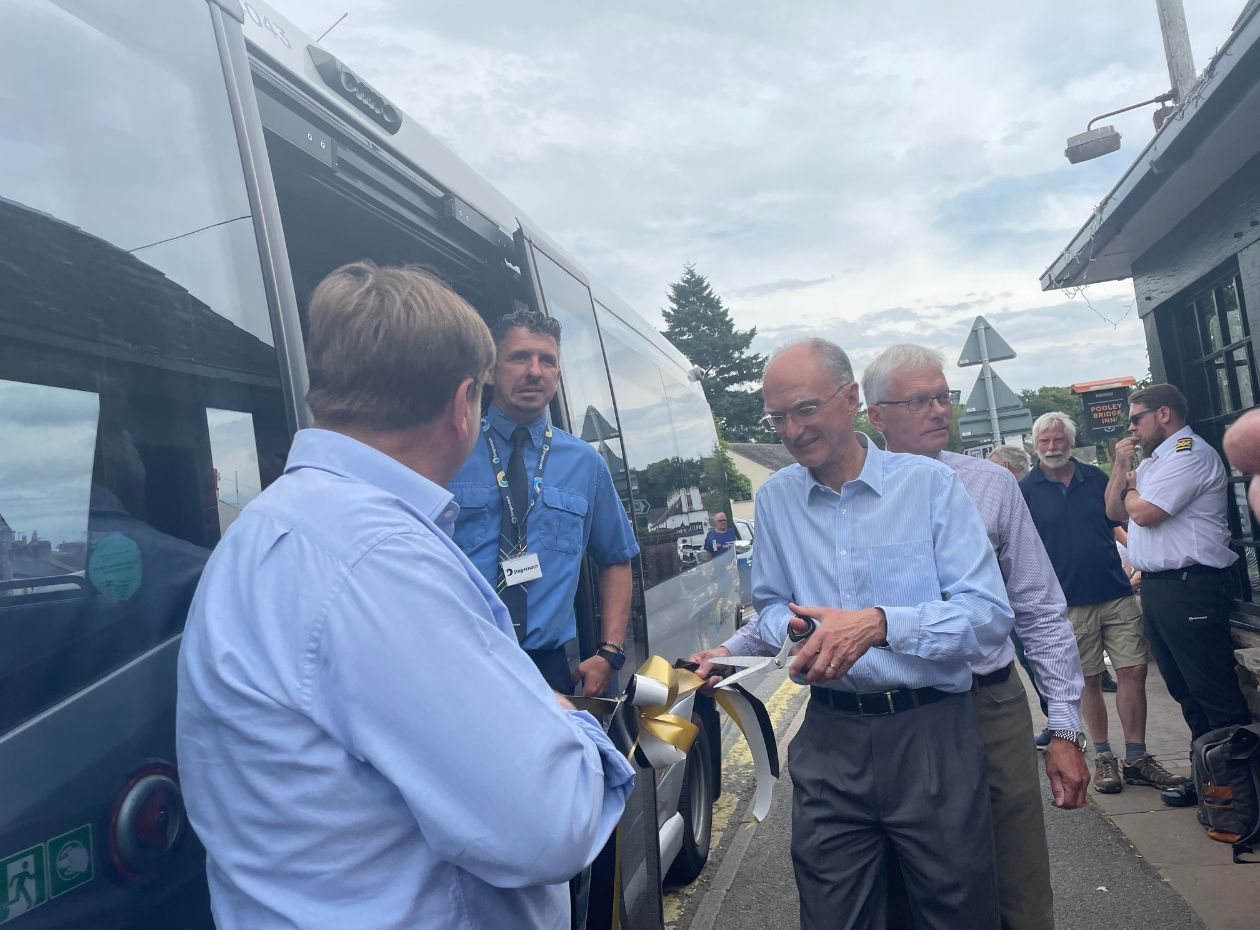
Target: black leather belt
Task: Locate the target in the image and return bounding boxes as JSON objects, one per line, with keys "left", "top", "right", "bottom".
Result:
{"left": 810, "top": 685, "right": 950, "bottom": 716}
{"left": 1142, "top": 563, "right": 1230, "bottom": 581}
{"left": 971, "top": 663, "right": 1012, "bottom": 690}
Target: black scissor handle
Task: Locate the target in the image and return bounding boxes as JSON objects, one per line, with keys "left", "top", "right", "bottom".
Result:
{"left": 787, "top": 615, "right": 818, "bottom": 642}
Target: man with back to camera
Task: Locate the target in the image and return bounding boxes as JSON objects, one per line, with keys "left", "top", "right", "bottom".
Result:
{"left": 702, "top": 345, "right": 1086, "bottom": 930}
{"left": 988, "top": 444, "right": 1031, "bottom": 478}
{"left": 1224, "top": 408, "right": 1260, "bottom": 518}
{"left": 176, "top": 263, "right": 634, "bottom": 930}
{"left": 704, "top": 512, "right": 738, "bottom": 556}
{"left": 698, "top": 337, "right": 1015, "bottom": 930}
{"left": 1106, "top": 384, "right": 1253, "bottom": 806}
{"left": 1022, "top": 411, "right": 1189, "bottom": 797}
{"left": 450, "top": 308, "right": 639, "bottom": 696}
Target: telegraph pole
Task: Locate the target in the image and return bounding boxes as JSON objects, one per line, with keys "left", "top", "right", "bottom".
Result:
{"left": 1155, "top": 0, "right": 1197, "bottom": 103}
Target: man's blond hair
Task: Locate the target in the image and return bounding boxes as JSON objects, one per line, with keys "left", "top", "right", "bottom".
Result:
{"left": 305, "top": 262, "right": 494, "bottom": 429}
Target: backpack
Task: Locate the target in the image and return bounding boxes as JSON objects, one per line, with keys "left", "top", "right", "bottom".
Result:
{"left": 1191, "top": 723, "right": 1260, "bottom": 863}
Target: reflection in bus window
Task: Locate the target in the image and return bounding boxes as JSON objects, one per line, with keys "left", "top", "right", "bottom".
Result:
{"left": 0, "top": 381, "right": 98, "bottom": 586}
{"left": 597, "top": 308, "right": 730, "bottom": 590}
{"left": 207, "top": 408, "right": 264, "bottom": 534}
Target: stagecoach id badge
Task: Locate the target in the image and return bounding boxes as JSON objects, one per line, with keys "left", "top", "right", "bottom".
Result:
{"left": 501, "top": 552, "right": 542, "bottom": 587}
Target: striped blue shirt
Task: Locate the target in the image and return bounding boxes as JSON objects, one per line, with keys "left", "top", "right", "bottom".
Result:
{"left": 752, "top": 436, "right": 1014, "bottom": 694}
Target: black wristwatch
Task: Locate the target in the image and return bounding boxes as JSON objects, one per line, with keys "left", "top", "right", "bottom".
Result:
{"left": 596, "top": 642, "right": 626, "bottom": 671}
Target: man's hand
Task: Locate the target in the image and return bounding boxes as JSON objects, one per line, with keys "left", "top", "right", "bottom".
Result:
{"left": 1045, "top": 739, "right": 1090, "bottom": 810}
{"left": 786, "top": 603, "right": 887, "bottom": 684}
{"left": 1114, "top": 438, "right": 1138, "bottom": 475}
{"left": 687, "top": 645, "right": 734, "bottom": 691}
{"left": 574, "top": 654, "right": 616, "bottom": 698}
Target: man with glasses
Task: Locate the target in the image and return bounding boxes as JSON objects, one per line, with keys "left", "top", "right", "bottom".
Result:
{"left": 1022, "top": 412, "right": 1185, "bottom": 798}
{"left": 693, "top": 337, "right": 1014, "bottom": 930}
{"left": 1105, "top": 384, "right": 1252, "bottom": 806}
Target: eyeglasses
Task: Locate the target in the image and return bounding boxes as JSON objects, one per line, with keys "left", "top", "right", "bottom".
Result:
{"left": 1129, "top": 407, "right": 1162, "bottom": 427}
{"left": 760, "top": 385, "right": 845, "bottom": 432}
{"left": 873, "top": 391, "right": 953, "bottom": 414}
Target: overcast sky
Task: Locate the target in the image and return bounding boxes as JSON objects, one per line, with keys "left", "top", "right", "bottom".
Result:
{"left": 266, "top": 0, "right": 1247, "bottom": 394}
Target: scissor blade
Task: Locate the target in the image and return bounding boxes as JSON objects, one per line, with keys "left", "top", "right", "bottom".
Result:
{"left": 706, "top": 655, "right": 772, "bottom": 669}
{"left": 715, "top": 663, "right": 770, "bottom": 689}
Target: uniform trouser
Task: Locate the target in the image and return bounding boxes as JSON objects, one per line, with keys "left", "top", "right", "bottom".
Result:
{"left": 885, "top": 667, "right": 1053, "bottom": 930}
{"left": 1141, "top": 570, "right": 1251, "bottom": 743}
{"left": 790, "top": 690, "right": 999, "bottom": 930}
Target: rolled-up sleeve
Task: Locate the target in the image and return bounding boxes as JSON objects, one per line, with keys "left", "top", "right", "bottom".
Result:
{"left": 308, "top": 533, "right": 634, "bottom": 888}
{"left": 881, "top": 474, "right": 1015, "bottom": 662}
{"left": 586, "top": 457, "right": 640, "bottom": 565}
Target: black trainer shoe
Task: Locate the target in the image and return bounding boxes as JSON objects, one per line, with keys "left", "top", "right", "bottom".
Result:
{"left": 1161, "top": 783, "right": 1197, "bottom": 807}
{"left": 1101, "top": 670, "right": 1117, "bottom": 693}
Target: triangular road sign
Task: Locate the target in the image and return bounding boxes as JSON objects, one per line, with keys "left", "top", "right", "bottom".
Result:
{"left": 964, "top": 368, "right": 1022, "bottom": 413}
{"left": 958, "top": 316, "right": 1016, "bottom": 367}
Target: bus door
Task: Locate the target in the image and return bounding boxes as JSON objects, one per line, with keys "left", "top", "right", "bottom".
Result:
{"left": 519, "top": 235, "right": 665, "bottom": 930}
{"left": 0, "top": 2, "right": 292, "bottom": 926}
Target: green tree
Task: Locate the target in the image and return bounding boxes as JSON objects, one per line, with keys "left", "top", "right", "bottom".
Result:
{"left": 1018, "top": 386, "right": 1083, "bottom": 425}
{"left": 661, "top": 264, "right": 765, "bottom": 441}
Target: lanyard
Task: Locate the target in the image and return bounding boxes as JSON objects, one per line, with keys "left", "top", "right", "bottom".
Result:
{"left": 483, "top": 418, "right": 553, "bottom": 542}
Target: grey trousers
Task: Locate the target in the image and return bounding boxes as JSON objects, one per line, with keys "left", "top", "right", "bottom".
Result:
{"left": 790, "top": 690, "right": 999, "bottom": 930}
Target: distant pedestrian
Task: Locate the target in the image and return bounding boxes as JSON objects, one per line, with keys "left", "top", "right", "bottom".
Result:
{"left": 703, "top": 512, "right": 738, "bottom": 556}
{"left": 989, "top": 444, "right": 1031, "bottom": 479}
{"left": 1106, "top": 384, "right": 1252, "bottom": 806}
{"left": 177, "top": 262, "right": 634, "bottom": 930}
{"left": 1022, "top": 411, "right": 1188, "bottom": 797}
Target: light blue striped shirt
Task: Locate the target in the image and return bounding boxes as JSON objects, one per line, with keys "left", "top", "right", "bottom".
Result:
{"left": 752, "top": 435, "right": 1014, "bottom": 693}
{"left": 177, "top": 429, "right": 634, "bottom": 930}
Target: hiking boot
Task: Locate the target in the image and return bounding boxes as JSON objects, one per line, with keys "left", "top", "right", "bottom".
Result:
{"left": 1034, "top": 727, "right": 1054, "bottom": 751}
{"left": 1094, "top": 752, "right": 1122, "bottom": 794}
{"left": 1123, "top": 754, "right": 1190, "bottom": 790}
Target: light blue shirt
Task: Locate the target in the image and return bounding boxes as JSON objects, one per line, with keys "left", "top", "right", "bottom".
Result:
{"left": 451, "top": 404, "right": 639, "bottom": 650}
{"left": 176, "top": 429, "right": 634, "bottom": 930}
{"left": 753, "top": 435, "right": 1014, "bottom": 693}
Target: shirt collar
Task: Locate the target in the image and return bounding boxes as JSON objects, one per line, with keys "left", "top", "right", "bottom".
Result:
{"left": 1149, "top": 424, "right": 1194, "bottom": 460}
{"left": 486, "top": 402, "right": 549, "bottom": 446}
{"left": 802, "top": 432, "right": 884, "bottom": 502}
{"left": 284, "top": 428, "right": 456, "bottom": 524}
{"left": 1030, "top": 457, "right": 1083, "bottom": 486}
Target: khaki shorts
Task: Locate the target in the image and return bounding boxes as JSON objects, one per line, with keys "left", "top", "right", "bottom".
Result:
{"left": 1066, "top": 595, "right": 1147, "bottom": 677}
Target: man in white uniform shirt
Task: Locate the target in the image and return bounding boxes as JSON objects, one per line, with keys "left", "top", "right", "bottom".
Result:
{"left": 1105, "top": 383, "right": 1252, "bottom": 806}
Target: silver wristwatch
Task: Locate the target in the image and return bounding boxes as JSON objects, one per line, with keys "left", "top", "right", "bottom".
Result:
{"left": 1051, "top": 729, "right": 1087, "bottom": 751}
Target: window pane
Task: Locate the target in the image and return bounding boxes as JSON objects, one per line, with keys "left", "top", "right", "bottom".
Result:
{"left": 1198, "top": 292, "right": 1222, "bottom": 354}
{"left": 1222, "top": 278, "right": 1246, "bottom": 346}
{"left": 0, "top": 0, "right": 290, "bottom": 734}
{"left": 1232, "top": 349, "right": 1255, "bottom": 409}
{"left": 1206, "top": 355, "right": 1230, "bottom": 415}
{"left": 1241, "top": 545, "right": 1259, "bottom": 604}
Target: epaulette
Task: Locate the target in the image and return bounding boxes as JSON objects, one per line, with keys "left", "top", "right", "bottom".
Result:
{"left": 1175, "top": 437, "right": 1193, "bottom": 452}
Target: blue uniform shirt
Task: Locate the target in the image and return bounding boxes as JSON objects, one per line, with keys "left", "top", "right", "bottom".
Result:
{"left": 1020, "top": 459, "right": 1131, "bottom": 606}
{"left": 176, "top": 429, "right": 634, "bottom": 930}
{"left": 451, "top": 404, "right": 639, "bottom": 651}
{"left": 704, "top": 527, "right": 738, "bottom": 555}
{"left": 753, "top": 435, "right": 1014, "bottom": 694}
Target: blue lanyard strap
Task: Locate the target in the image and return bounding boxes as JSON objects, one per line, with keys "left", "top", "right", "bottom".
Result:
{"left": 483, "top": 418, "right": 553, "bottom": 538}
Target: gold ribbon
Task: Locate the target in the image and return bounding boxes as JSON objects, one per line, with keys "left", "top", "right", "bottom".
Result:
{"left": 629, "top": 656, "right": 702, "bottom": 766}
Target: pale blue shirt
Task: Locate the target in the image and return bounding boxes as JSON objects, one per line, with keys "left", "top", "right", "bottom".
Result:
{"left": 177, "top": 429, "right": 634, "bottom": 930}
{"left": 752, "top": 435, "right": 1014, "bottom": 693}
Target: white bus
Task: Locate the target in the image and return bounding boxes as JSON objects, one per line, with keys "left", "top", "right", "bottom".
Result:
{"left": 0, "top": 2, "right": 740, "bottom": 926}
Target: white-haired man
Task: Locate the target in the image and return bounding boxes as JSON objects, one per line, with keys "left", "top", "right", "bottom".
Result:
{"left": 703, "top": 345, "right": 1085, "bottom": 930}
{"left": 1021, "top": 412, "right": 1189, "bottom": 798}
{"left": 697, "top": 338, "right": 1014, "bottom": 930}
{"left": 988, "top": 444, "right": 1031, "bottom": 479}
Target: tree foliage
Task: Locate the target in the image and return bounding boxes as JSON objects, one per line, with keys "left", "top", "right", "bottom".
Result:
{"left": 661, "top": 264, "right": 765, "bottom": 442}
{"left": 1018, "top": 385, "right": 1083, "bottom": 426}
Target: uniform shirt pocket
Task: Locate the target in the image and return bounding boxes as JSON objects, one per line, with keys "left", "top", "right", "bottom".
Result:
{"left": 537, "top": 486, "right": 589, "bottom": 555}
{"left": 451, "top": 485, "right": 495, "bottom": 553}
{"left": 866, "top": 538, "right": 941, "bottom": 608}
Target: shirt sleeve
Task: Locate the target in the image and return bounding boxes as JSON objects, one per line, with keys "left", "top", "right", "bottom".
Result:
{"left": 1141, "top": 451, "right": 1218, "bottom": 517}
{"left": 881, "top": 472, "right": 1015, "bottom": 663}
{"left": 585, "top": 454, "right": 640, "bottom": 565}
{"left": 750, "top": 486, "right": 796, "bottom": 649}
{"left": 722, "top": 612, "right": 778, "bottom": 656}
{"left": 993, "top": 476, "right": 1084, "bottom": 730}
{"left": 307, "top": 533, "right": 635, "bottom": 888}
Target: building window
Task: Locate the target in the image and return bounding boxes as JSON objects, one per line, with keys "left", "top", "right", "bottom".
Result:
{"left": 1175, "top": 270, "right": 1258, "bottom": 616}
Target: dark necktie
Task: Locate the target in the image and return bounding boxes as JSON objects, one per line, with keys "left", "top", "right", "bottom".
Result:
{"left": 499, "top": 426, "right": 530, "bottom": 642}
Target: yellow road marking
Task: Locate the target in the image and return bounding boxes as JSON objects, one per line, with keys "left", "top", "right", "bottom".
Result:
{"left": 663, "top": 674, "right": 805, "bottom": 928}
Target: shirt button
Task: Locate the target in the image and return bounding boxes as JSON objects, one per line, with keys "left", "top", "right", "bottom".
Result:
{"left": 840, "top": 548, "right": 848, "bottom": 556}
{"left": 844, "top": 593, "right": 853, "bottom": 600}
{"left": 840, "top": 508, "right": 848, "bottom": 515}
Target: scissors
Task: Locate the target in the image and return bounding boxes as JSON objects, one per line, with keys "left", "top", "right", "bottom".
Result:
{"left": 705, "top": 615, "right": 818, "bottom": 689}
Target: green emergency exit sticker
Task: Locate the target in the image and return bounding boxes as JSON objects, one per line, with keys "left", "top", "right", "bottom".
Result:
{"left": 47, "top": 825, "right": 92, "bottom": 899}
{"left": 0, "top": 844, "right": 47, "bottom": 924}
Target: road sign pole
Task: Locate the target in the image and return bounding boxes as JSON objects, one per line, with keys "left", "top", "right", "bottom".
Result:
{"left": 977, "top": 325, "right": 1002, "bottom": 444}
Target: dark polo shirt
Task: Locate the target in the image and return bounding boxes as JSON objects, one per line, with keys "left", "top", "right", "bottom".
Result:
{"left": 1019, "top": 459, "right": 1131, "bottom": 607}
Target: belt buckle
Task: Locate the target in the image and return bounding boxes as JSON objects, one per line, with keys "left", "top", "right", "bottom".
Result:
{"left": 884, "top": 690, "right": 896, "bottom": 714}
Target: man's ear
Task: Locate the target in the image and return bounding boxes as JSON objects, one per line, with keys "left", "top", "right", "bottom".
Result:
{"left": 449, "top": 376, "right": 480, "bottom": 441}
{"left": 866, "top": 400, "right": 886, "bottom": 431}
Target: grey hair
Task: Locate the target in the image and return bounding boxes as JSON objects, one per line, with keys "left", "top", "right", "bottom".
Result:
{"left": 988, "top": 444, "right": 1031, "bottom": 477}
{"left": 1031, "top": 411, "right": 1078, "bottom": 446}
{"left": 763, "top": 338, "right": 854, "bottom": 387}
{"left": 861, "top": 344, "right": 946, "bottom": 405}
